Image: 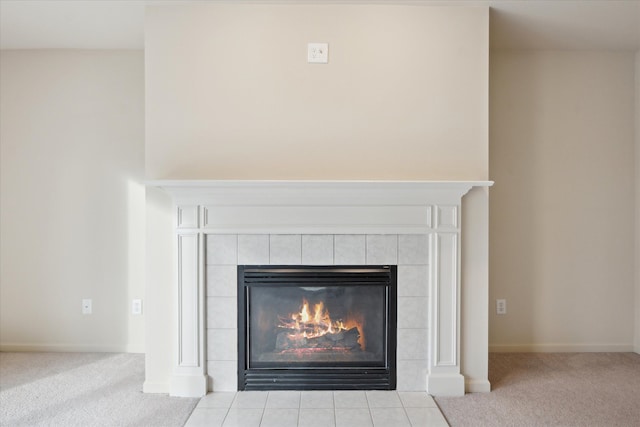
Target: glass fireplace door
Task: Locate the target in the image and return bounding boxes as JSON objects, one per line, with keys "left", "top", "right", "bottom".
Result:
{"left": 238, "top": 266, "right": 396, "bottom": 390}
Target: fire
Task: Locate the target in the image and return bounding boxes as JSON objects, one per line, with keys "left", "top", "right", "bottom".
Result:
{"left": 277, "top": 299, "right": 365, "bottom": 350}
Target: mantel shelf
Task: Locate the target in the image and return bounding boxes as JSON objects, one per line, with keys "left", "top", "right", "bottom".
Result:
{"left": 147, "top": 180, "right": 494, "bottom": 207}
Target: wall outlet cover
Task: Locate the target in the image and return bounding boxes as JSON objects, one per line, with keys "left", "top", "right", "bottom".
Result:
{"left": 307, "top": 43, "right": 329, "bottom": 63}
{"left": 132, "top": 299, "right": 143, "bottom": 315}
{"left": 82, "top": 299, "right": 92, "bottom": 315}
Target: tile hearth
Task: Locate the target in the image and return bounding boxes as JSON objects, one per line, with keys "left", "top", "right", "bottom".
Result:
{"left": 185, "top": 390, "right": 448, "bottom": 427}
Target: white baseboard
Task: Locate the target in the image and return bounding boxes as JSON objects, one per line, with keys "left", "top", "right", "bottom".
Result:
{"left": 465, "top": 379, "right": 491, "bottom": 393}
{"left": 143, "top": 380, "right": 170, "bottom": 394}
{"left": 489, "top": 343, "right": 634, "bottom": 353}
{"left": 634, "top": 344, "right": 640, "bottom": 355}
{"left": 0, "top": 342, "right": 132, "bottom": 353}
{"left": 171, "top": 374, "right": 208, "bottom": 398}
{"left": 426, "top": 373, "right": 465, "bottom": 397}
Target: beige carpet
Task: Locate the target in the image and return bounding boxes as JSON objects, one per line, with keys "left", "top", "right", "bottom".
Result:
{"left": 0, "top": 352, "right": 198, "bottom": 427}
{"left": 435, "top": 352, "right": 640, "bottom": 427}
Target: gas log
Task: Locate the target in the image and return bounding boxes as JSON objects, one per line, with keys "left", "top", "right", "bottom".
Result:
{"left": 275, "top": 327, "right": 361, "bottom": 351}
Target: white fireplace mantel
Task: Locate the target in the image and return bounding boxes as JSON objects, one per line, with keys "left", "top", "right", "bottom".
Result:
{"left": 148, "top": 180, "right": 493, "bottom": 397}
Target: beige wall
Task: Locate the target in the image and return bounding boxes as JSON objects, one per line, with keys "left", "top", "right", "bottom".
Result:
{"left": 144, "top": 4, "right": 490, "bottom": 391}
{"left": 145, "top": 4, "right": 488, "bottom": 181}
{"left": 636, "top": 51, "right": 640, "bottom": 354}
{"left": 490, "top": 51, "right": 636, "bottom": 351}
{"left": 0, "top": 50, "right": 145, "bottom": 352}
{"left": 143, "top": 187, "right": 174, "bottom": 391}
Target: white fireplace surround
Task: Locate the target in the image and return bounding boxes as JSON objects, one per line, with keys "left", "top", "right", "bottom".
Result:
{"left": 150, "top": 180, "right": 493, "bottom": 398}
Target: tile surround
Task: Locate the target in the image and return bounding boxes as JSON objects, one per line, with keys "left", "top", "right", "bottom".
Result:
{"left": 301, "top": 235, "right": 334, "bottom": 265}
{"left": 365, "top": 235, "right": 398, "bottom": 265}
{"left": 334, "top": 235, "right": 366, "bottom": 265}
{"left": 206, "top": 234, "right": 430, "bottom": 392}
{"left": 238, "top": 235, "right": 269, "bottom": 265}
{"left": 269, "top": 235, "right": 302, "bottom": 264}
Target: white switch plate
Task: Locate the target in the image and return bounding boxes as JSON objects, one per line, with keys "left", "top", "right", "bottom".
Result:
{"left": 308, "top": 43, "right": 328, "bottom": 63}
{"left": 132, "top": 299, "right": 142, "bottom": 315}
{"left": 496, "top": 299, "right": 507, "bottom": 315}
{"left": 82, "top": 299, "right": 92, "bottom": 315}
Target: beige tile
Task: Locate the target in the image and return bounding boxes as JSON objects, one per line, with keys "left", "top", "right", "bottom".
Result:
{"left": 335, "top": 408, "right": 373, "bottom": 427}
{"left": 207, "top": 329, "right": 237, "bottom": 361}
{"left": 300, "top": 391, "right": 334, "bottom": 408}
{"left": 396, "top": 360, "right": 429, "bottom": 391}
{"left": 298, "top": 408, "right": 335, "bottom": 427}
{"left": 397, "top": 265, "right": 428, "bottom": 297}
{"left": 207, "top": 234, "right": 238, "bottom": 265}
{"left": 405, "top": 407, "right": 449, "bottom": 427}
{"left": 260, "top": 408, "right": 299, "bottom": 427}
{"left": 334, "top": 235, "right": 366, "bottom": 265}
{"left": 207, "top": 265, "right": 237, "bottom": 297}
{"left": 231, "top": 391, "right": 268, "bottom": 408}
{"left": 197, "top": 392, "right": 236, "bottom": 408}
{"left": 207, "top": 361, "right": 237, "bottom": 392}
{"left": 397, "top": 392, "right": 437, "bottom": 408}
{"left": 238, "top": 234, "right": 269, "bottom": 265}
{"left": 302, "top": 235, "right": 334, "bottom": 265}
{"left": 333, "top": 390, "right": 368, "bottom": 408}
{"left": 222, "top": 408, "right": 263, "bottom": 427}
{"left": 365, "top": 390, "right": 402, "bottom": 408}
{"left": 398, "top": 234, "right": 428, "bottom": 265}
{"left": 397, "top": 297, "right": 428, "bottom": 329}
{"left": 185, "top": 408, "right": 228, "bottom": 427}
{"left": 265, "top": 391, "right": 301, "bottom": 408}
{"left": 365, "top": 235, "right": 398, "bottom": 265}
{"left": 396, "top": 329, "right": 429, "bottom": 361}
{"left": 207, "top": 297, "right": 236, "bottom": 329}
{"left": 269, "top": 235, "right": 301, "bottom": 265}
{"left": 369, "top": 407, "right": 411, "bottom": 427}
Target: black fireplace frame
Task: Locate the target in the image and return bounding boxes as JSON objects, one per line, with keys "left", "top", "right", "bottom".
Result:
{"left": 237, "top": 265, "right": 397, "bottom": 391}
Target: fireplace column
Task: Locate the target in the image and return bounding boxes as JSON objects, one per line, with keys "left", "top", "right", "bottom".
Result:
{"left": 426, "top": 206, "right": 465, "bottom": 396}
{"left": 171, "top": 205, "right": 207, "bottom": 397}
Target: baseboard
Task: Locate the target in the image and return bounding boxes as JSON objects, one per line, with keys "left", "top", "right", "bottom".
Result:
{"left": 489, "top": 343, "right": 634, "bottom": 353}
{"left": 170, "top": 374, "right": 207, "bottom": 398}
{"left": 0, "top": 342, "right": 132, "bottom": 353}
{"left": 465, "top": 379, "right": 491, "bottom": 393}
{"left": 143, "top": 380, "right": 170, "bottom": 394}
{"left": 426, "top": 373, "right": 465, "bottom": 397}
{"left": 634, "top": 345, "right": 640, "bottom": 355}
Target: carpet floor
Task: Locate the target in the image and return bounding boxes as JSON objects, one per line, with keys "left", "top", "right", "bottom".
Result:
{"left": 435, "top": 352, "right": 640, "bottom": 427}
{"left": 0, "top": 352, "right": 198, "bottom": 427}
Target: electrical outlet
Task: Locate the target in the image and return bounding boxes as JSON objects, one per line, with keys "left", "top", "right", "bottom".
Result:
{"left": 496, "top": 299, "right": 507, "bottom": 315}
{"left": 82, "top": 299, "right": 92, "bottom": 315}
{"left": 307, "top": 43, "right": 328, "bottom": 63}
{"left": 132, "top": 299, "right": 142, "bottom": 315}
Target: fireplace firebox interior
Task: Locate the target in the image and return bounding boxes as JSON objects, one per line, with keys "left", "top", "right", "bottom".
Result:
{"left": 238, "top": 265, "right": 397, "bottom": 390}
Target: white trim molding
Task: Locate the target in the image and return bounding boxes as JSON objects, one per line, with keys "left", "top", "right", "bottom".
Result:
{"left": 489, "top": 343, "right": 635, "bottom": 353}
{"left": 0, "top": 343, "right": 139, "bottom": 353}
{"left": 149, "top": 180, "right": 493, "bottom": 397}
{"left": 465, "top": 379, "right": 492, "bottom": 393}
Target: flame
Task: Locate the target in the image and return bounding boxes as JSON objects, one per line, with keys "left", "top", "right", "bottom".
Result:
{"left": 277, "top": 298, "right": 365, "bottom": 349}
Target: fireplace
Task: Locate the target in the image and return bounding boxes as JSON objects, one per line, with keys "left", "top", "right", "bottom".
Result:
{"left": 148, "top": 180, "right": 493, "bottom": 397}
{"left": 238, "top": 265, "right": 397, "bottom": 390}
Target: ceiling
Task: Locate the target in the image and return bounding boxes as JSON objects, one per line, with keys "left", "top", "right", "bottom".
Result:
{"left": 0, "top": 0, "right": 639, "bottom": 50}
